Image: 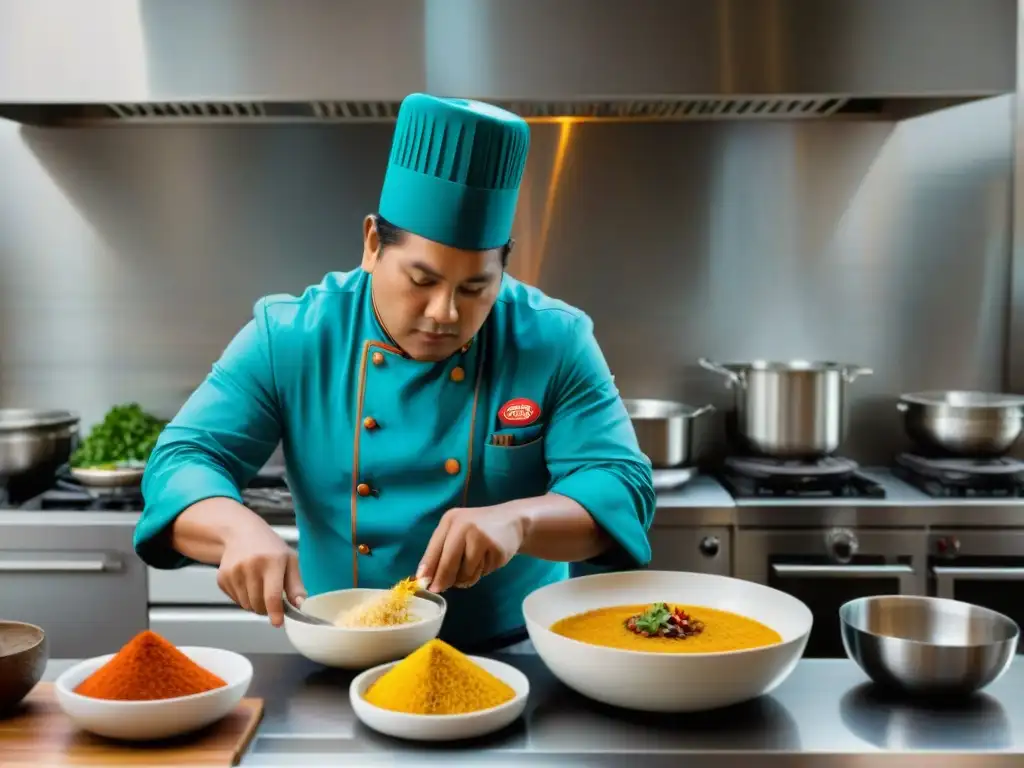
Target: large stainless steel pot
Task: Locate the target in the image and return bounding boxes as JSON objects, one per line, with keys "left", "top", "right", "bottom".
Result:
{"left": 897, "top": 391, "right": 1024, "bottom": 457}
{"left": 699, "top": 359, "right": 873, "bottom": 459}
{"left": 0, "top": 409, "right": 80, "bottom": 480}
{"left": 622, "top": 399, "right": 714, "bottom": 468}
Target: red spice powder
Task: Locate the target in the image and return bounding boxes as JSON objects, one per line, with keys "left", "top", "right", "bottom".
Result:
{"left": 74, "top": 630, "right": 227, "bottom": 701}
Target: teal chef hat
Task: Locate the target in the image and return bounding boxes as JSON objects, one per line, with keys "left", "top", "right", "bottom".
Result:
{"left": 378, "top": 93, "right": 531, "bottom": 251}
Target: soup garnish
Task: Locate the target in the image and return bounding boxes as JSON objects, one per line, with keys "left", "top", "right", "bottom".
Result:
{"left": 626, "top": 602, "right": 705, "bottom": 639}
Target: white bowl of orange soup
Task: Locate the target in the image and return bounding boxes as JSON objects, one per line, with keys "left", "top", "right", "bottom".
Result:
{"left": 523, "top": 570, "right": 812, "bottom": 712}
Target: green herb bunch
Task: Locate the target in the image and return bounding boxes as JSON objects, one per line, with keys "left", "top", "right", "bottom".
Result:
{"left": 69, "top": 403, "right": 167, "bottom": 469}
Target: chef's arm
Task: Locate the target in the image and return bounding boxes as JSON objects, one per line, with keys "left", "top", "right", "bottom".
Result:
{"left": 167, "top": 498, "right": 272, "bottom": 565}
{"left": 135, "top": 299, "right": 283, "bottom": 569}
{"left": 501, "top": 492, "right": 612, "bottom": 562}
{"left": 535, "top": 314, "right": 657, "bottom": 567}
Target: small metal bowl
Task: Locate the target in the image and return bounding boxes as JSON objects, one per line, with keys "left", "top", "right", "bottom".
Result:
{"left": 0, "top": 620, "right": 48, "bottom": 713}
{"left": 840, "top": 595, "right": 1019, "bottom": 697}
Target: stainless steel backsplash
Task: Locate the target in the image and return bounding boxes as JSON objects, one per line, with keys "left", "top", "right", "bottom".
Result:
{"left": 0, "top": 95, "right": 1014, "bottom": 464}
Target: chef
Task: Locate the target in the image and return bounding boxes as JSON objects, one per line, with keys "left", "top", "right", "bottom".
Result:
{"left": 133, "top": 93, "right": 656, "bottom": 652}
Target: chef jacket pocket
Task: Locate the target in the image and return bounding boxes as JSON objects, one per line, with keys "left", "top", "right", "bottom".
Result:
{"left": 481, "top": 426, "right": 548, "bottom": 502}
{"left": 486, "top": 424, "right": 544, "bottom": 449}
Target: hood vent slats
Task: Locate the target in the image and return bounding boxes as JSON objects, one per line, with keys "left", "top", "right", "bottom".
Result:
{"left": 84, "top": 97, "right": 851, "bottom": 125}
{"left": 0, "top": 0, "right": 1014, "bottom": 127}
{"left": 108, "top": 102, "right": 270, "bottom": 120}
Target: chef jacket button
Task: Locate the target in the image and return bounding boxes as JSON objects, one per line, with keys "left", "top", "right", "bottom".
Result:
{"left": 450, "top": 366, "right": 465, "bottom": 382}
{"left": 357, "top": 543, "right": 371, "bottom": 555}
{"left": 445, "top": 458, "right": 461, "bottom": 475}
{"left": 357, "top": 482, "right": 371, "bottom": 497}
{"left": 372, "top": 351, "right": 384, "bottom": 366}
{"left": 363, "top": 416, "right": 378, "bottom": 430}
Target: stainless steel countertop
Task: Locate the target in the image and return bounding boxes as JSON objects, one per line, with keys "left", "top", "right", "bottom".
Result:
{"left": 41, "top": 653, "right": 1024, "bottom": 766}
{"left": 5, "top": 468, "right": 1024, "bottom": 529}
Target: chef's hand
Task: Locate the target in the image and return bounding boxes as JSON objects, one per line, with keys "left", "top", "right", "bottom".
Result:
{"left": 417, "top": 505, "right": 525, "bottom": 593}
{"left": 217, "top": 517, "right": 306, "bottom": 628}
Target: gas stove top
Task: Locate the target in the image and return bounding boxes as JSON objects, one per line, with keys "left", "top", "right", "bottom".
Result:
{"left": 717, "top": 456, "right": 887, "bottom": 499}
{"left": 0, "top": 468, "right": 296, "bottom": 516}
{"left": 11, "top": 481, "right": 144, "bottom": 511}
{"left": 893, "top": 453, "right": 1024, "bottom": 498}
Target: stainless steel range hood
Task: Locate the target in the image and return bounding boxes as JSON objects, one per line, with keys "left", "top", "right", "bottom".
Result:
{"left": 0, "top": 0, "right": 1015, "bottom": 126}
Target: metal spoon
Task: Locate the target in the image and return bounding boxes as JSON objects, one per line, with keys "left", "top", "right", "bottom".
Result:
{"left": 283, "top": 594, "right": 333, "bottom": 626}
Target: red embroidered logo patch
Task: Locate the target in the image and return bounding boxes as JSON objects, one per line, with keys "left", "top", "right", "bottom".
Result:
{"left": 499, "top": 398, "right": 541, "bottom": 427}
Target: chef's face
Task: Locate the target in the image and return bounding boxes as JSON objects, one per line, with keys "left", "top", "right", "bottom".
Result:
{"left": 362, "top": 216, "right": 505, "bottom": 362}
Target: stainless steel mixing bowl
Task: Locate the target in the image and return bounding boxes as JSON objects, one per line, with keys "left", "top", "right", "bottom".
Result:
{"left": 897, "top": 391, "right": 1024, "bottom": 457}
{"left": 839, "top": 595, "right": 1019, "bottom": 697}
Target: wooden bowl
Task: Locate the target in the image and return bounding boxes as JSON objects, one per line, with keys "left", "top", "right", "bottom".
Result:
{"left": 0, "top": 620, "right": 48, "bottom": 713}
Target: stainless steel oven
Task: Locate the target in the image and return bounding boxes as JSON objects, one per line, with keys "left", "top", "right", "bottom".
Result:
{"left": 0, "top": 516, "right": 149, "bottom": 658}
{"left": 735, "top": 527, "right": 928, "bottom": 658}
{"left": 648, "top": 526, "right": 733, "bottom": 577}
{"left": 929, "top": 529, "right": 1024, "bottom": 652}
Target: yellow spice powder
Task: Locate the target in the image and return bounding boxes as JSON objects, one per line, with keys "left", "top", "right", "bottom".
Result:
{"left": 550, "top": 603, "right": 782, "bottom": 653}
{"left": 363, "top": 639, "right": 516, "bottom": 715}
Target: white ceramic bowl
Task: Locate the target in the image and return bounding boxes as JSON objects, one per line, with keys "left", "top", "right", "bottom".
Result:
{"left": 523, "top": 570, "right": 812, "bottom": 712}
{"left": 284, "top": 588, "right": 446, "bottom": 669}
{"left": 54, "top": 646, "right": 252, "bottom": 741}
{"left": 349, "top": 655, "right": 529, "bottom": 741}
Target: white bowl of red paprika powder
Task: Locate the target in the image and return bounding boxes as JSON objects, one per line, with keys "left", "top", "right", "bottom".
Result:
{"left": 53, "top": 639, "right": 253, "bottom": 741}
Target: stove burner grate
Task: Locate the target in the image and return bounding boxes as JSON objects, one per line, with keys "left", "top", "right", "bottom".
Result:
{"left": 719, "top": 456, "right": 886, "bottom": 499}
{"left": 725, "top": 455, "right": 859, "bottom": 478}
{"left": 894, "top": 453, "right": 1024, "bottom": 498}
{"left": 4, "top": 470, "right": 296, "bottom": 512}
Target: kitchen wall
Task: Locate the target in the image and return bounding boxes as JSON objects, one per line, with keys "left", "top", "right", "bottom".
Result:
{"left": 0, "top": 94, "right": 1014, "bottom": 465}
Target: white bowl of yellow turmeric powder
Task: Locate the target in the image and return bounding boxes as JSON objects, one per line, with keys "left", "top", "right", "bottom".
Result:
{"left": 350, "top": 639, "right": 529, "bottom": 741}
{"left": 524, "top": 569, "right": 812, "bottom": 713}
{"left": 284, "top": 586, "right": 446, "bottom": 669}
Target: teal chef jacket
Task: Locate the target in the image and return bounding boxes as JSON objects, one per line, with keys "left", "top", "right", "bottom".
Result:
{"left": 134, "top": 268, "right": 656, "bottom": 649}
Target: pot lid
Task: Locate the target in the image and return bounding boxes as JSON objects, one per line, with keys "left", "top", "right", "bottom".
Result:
{"left": 0, "top": 409, "right": 80, "bottom": 432}
{"left": 710, "top": 360, "right": 859, "bottom": 373}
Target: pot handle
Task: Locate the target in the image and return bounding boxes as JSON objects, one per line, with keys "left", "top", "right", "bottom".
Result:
{"left": 896, "top": 402, "right": 909, "bottom": 412}
{"left": 689, "top": 404, "right": 716, "bottom": 419}
{"left": 698, "top": 358, "right": 745, "bottom": 388}
{"left": 842, "top": 366, "right": 874, "bottom": 383}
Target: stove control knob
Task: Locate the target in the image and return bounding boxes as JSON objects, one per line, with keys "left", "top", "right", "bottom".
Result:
{"left": 699, "top": 536, "right": 720, "bottom": 558}
{"left": 937, "top": 537, "right": 960, "bottom": 556}
{"left": 827, "top": 528, "right": 859, "bottom": 563}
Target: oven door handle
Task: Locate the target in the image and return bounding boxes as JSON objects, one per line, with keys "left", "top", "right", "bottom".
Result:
{"left": 0, "top": 553, "right": 122, "bottom": 573}
{"left": 932, "top": 566, "right": 1024, "bottom": 600}
{"left": 772, "top": 563, "right": 916, "bottom": 594}
{"left": 772, "top": 564, "right": 914, "bottom": 578}
{"left": 148, "top": 608, "right": 273, "bottom": 622}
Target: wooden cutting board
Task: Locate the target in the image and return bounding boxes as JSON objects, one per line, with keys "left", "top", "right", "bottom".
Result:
{"left": 0, "top": 683, "right": 263, "bottom": 766}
